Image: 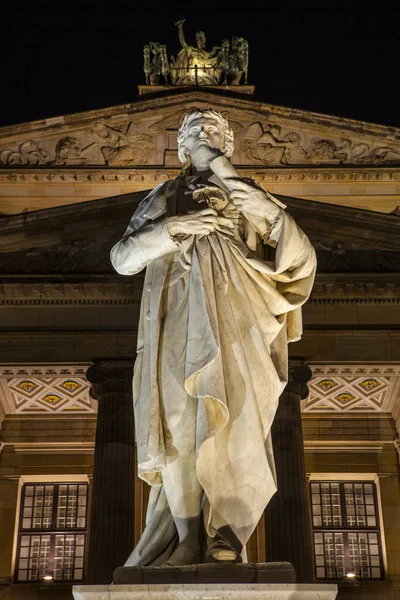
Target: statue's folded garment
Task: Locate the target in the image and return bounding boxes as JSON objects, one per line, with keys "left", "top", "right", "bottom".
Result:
{"left": 110, "top": 168, "right": 316, "bottom": 565}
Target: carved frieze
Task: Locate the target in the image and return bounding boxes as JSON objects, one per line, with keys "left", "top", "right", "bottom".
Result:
{"left": 0, "top": 121, "right": 155, "bottom": 167}
{"left": 243, "top": 122, "right": 308, "bottom": 164}
{"left": 87, "top": 122, "right": 154, "bottom": 166}
{"left": 242, "top": 121, "right": 400, "bottom": 166}
{"left": 0, "top": 140, "right": 50, "bottom": 166}
{"left": 1, "top": 100, "right": 399, "bottom": 169}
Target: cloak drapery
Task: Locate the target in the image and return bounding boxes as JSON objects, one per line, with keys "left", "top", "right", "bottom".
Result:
{"left": 110, "top": 170, "right": 316, "bottom": 565}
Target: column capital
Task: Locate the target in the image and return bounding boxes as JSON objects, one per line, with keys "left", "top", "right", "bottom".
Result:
{"left": 285, "top": 359, "right": 312, "bottom": 399}
{"left": 86, "top": 359, "right": 133, "bottom": 400}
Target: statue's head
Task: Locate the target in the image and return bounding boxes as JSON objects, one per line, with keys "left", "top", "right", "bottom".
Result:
{"left": 177, "top": 108, "right": 234, "bottom": 171}
{"left": 196, "top": 31, "right": 206, "bottom": 49}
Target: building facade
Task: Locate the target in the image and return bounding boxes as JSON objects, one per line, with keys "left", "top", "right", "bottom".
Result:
{"left": 0, "top": 87, "right": 399, "bottom": 599}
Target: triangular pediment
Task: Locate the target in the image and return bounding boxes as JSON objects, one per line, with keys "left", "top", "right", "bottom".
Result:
{"left": 0, "top": 89, "right": 399, "bottom": 169}
{"left": 0, "top": 189, "right": 398, "bottom": 277}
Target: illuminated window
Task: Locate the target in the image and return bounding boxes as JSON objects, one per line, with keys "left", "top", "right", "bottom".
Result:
{"left": 15, "top": 483, "right": 88, "bottom": 582}
{"left": 311, "top": 481, "right": 384, "bottom": 580}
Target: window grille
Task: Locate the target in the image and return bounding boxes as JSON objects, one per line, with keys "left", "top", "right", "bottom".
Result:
{"left": 15, "top": 483, "right": 88, "bottom": 582}
{"left": 311, "top": 481, "right": 384, "bottom": 580}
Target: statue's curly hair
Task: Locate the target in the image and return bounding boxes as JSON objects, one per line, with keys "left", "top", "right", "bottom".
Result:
{"left": 177, "top": 108, "right": 234, "bottom": 172}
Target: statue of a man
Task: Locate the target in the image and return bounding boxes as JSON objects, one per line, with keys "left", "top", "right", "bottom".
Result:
{"left": 110, "top": 108, "right": 316, "bottom": 566}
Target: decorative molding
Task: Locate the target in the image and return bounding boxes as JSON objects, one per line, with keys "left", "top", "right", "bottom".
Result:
{"left": 0, "top": 276, "right": 397, "bottom": 306}
{"left": 0, "top": 364, "right": 90, "bottom": 377}
{"left": 19, "top": 474, "right": 90, "bottom": 483}
{"left": 302, "top": 363, "right": 400, "bottom": 414}
{"left": 309, "top": 279, "right": 399, "bottom": 303}
{"left": 1, "top": 166, "right": 400, "bottom": 184}
{"left": 305, "top": 442, "right": 394, "bottom": 454}
{"left": 0, "top": 364, "right": 95, "bottom": 415}
{"left": 0, "top": 280, "right": 143, "bottom": 305}
{"left": 308, "top": 473, "right": 380, "bottom": 481}
{"left": 2, "top": 442, "right": 95, "bottom": 455}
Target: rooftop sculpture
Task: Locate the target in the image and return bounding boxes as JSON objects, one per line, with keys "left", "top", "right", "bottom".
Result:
{"left": 143, "top": 19, "right": 249, "bottom": 86}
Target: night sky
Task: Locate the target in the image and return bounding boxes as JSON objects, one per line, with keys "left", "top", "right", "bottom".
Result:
{"left": 1, "top": 1, "right": 399, "bottom": 128}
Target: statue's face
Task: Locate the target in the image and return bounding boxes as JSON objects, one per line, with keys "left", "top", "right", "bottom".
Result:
{"left": 186, "top": 117, "right": 223, "bottom": 165}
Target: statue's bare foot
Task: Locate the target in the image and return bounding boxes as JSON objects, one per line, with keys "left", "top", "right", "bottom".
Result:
{"left": 162, "top": 542, "right": 201, "bottom": 566}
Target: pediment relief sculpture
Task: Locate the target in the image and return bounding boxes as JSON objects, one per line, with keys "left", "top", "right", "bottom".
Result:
{"left": 87, "top": 122, "right": 154, "bottom": 166}
{"left": 1, "top": 104, "right": 399, "bottom": 169}
{"left": 0, "top": 140, "right": 50, "bottom": 166}
{"left": 0, "top": 121, "right": 155, "bottom": 167}
{"left": 243, "top": 121, "right": 400, "bottom": 166}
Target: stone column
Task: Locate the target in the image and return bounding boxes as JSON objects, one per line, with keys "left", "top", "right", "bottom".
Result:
{"left": 265, "top": 360, "right": 314, "bottom": 583}
{"left": 86, "top": 359, "right": 135, "bottom": 584}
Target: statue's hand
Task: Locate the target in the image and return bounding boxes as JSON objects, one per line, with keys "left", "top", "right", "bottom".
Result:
{"left": 175, "top": 19, "right": 186, "bottom": 27}
{"left": 225, "top": 178, "right": 282, "bottom": 223}
{"left": 167, "top": 208, "right": 235, "bottom": 237}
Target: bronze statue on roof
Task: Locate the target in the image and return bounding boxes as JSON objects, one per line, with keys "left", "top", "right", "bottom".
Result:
{"left": 143, "top": 19, "right": 249, "bottom": 86}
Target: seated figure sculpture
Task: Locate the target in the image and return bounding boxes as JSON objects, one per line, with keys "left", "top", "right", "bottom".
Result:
{"left": 110, "top": 108, "right": 316, "bottom": 566}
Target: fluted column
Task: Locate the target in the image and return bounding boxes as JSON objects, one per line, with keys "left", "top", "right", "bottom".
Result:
{"left": 265, "top": 359, "right": 313, "bottom": 583}
{"left": 86, "top": 359, "right": 134, "bottom": 584}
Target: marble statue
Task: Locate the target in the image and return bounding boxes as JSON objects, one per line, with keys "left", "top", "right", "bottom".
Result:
{"left": 110, "top": 108, "right": 316, "bottom": 566}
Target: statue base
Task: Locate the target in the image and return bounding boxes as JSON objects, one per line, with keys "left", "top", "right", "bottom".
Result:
{"left": 73, "top": 582, "right": 338, "bottom": 600}
{"left": 113, "top": 562, "right": 295, "bottom": 584}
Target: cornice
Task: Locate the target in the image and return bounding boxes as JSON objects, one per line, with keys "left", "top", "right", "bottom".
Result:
{"left": 310, "top": 276, "right": 399, "bottom": 304}
{"left": 304, "top": 441, "right": 395, "bottom": 454}
{"left": 0, "top": 274, "right": 398, "bottom": 305}
{"left": 0, "top": 279, "right": 143, "bottom": 305}
{"left": 1, "top": 166, "right": 400, "bottom": 184}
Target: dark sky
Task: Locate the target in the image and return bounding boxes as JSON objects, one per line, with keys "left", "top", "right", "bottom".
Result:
{"left": 1, "top": 1, "right": 399, "bottom": 128}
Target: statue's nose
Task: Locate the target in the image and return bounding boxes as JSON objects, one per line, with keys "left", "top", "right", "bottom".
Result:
{"left": 199, "top": 129, "right": 207, "bottom": 138}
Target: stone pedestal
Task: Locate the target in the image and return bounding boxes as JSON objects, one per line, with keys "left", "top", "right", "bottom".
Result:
{"left": 113, "top": 562, "right": 295, "bottom": 584}
{"left": 73, "top": 583, "right": 338, "bottom": 600}
{"left": 265, "top": 360, "right": 314, "bottom": 583}
{"left": 86, "top": 359, "right": 135, "bottom": 585}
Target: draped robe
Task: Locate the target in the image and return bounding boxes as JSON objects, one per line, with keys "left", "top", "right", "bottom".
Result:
{"left": 110, "top": 169, "right": 317, "bottom": 565}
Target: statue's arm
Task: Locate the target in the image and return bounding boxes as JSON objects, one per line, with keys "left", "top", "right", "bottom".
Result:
{"left": 176, "top": 19, "right": 188, "bottom": 49}
{"left": 264, "top": 210, "right": 317, "bottom": 290}
{"left": 110, "top": 216, "right": 178, "bottom": 276}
